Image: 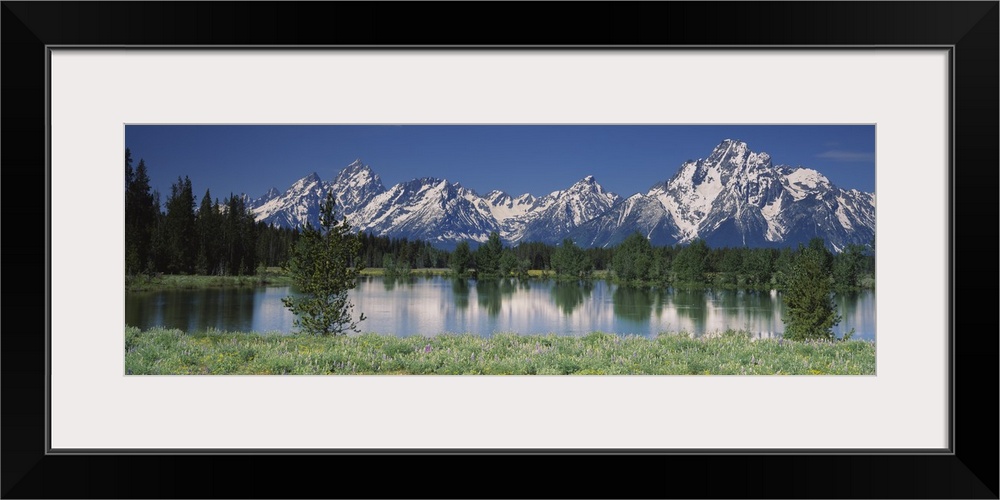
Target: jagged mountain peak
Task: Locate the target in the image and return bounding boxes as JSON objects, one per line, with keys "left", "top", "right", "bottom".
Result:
{"left": 404, "top": 176, "right": 445, "bottom": 187}
{"left": 333, "top": 159, "right": 384, "bottom": 189}
{"left": 565, "top": 175, "right": 613, "bottom": 197}
{"left": 252, "top": 187, "right": 281, "bottom": 206}
{"left": 335, "top": 158, "right": 378, "bottom": 177}
{"left": 702, "top": 139, "right": 755, "bottom": 171}
{"left": 712, "top": 138, "right": 746, "bottom": 153}
{"left": 784, "top": 166, "right": 830, "bottom": 186}
{"left": 250, "top": 144, "right": 873, "bottom": 251}
{"left": 338, "top": 158, "right": 374, "bottom": 176}
{"left": 291, "top": 172, "right": 322, "bottom": 188}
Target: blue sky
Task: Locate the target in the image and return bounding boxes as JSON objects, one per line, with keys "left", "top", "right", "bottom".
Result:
{"left": 125, "top": 125, "right": 875, "bottom": 204}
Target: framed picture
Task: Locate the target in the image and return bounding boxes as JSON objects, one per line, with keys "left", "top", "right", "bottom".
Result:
{"left": 4, "top": 2, "right": 996, "bottom": 498}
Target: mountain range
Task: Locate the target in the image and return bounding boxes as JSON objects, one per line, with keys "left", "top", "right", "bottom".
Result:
{"left": 248, "top": 140, "right": 875, "bottom": 251}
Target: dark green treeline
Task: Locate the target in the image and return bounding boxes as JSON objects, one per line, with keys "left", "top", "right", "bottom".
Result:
{"left": 448, "top": 230, "right": 873, "bottom": 291}
{"left": 125, "top": 148, "right": 298, "bottom": 277}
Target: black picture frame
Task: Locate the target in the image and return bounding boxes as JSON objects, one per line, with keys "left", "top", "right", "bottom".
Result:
{"left": 3, "top": 2, "right": 996, "bottom": 498}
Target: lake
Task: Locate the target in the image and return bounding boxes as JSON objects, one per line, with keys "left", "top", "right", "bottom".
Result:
{"left": 125, "top": 276, "right": 875, "bottom": 340}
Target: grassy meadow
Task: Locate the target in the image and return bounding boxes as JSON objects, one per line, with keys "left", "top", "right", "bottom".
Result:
{"left": 125, "top": 327, "right": 875, "bottom": 375}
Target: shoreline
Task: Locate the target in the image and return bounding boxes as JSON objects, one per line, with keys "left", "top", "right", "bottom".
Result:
{"left": 126, "top": 270, "right": 874, "bottom": 293}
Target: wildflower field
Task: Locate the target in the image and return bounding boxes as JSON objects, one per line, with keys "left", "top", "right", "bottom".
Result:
{"left": 125, "top": 327, "right": 875, "bottom": 375}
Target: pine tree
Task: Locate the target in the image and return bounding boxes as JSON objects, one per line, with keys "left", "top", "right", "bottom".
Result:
{"left": 718, "top": 248, "right": 743, "bottom": 285}
{"left": 551, "top": 238, "right": 593, "bottom": 279}
{"left": 281, "top": 191, "right": 366, "bottom": 335}
{"left": 499, "top": 249, "right": 519, "bottom": 278}
{"left": 196, "top": 189, "right": 223, "bottom": 275}
{"left": 782, "top": 239, "right": 841, "bottom": 341}
{"left": 125, "top": 154, "right": 157, "bottom": 274}
{"left": 220, "top": 194, "right": 257, "bottom": 275}
{"left": 450, "top": 241, "right": 474, "bottom": 277}
{"left": 832, "top": 244, "right": 865, "bottom": 290}
{"left": 612, "top": 232, "right": 653, "bottom": 283}
{"left": 742, "top": 248, "right": 773, "bottom": 288}
{"left": 124, "top": 149, "right": 138, "bottom": 274}
{"left": 475, "top": 231, "right": 503, "bottom": 277}
{"left": 673, "top": 238, "right": 709, "bottom": 284}
{"left": 124, "top": 148, "right": 134, "bottom": 188}
{"left": 164, "top": 176, "right": 197, "bottom": 274}
{"left": 148, "top": 191, "right": 169, "bottom": 273}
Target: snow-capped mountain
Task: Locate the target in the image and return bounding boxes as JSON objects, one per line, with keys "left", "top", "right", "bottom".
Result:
{"left": 249, "top": 159, "right": 622, "bottom": 247}
{"left": 517, "top": 175, "right": 620, "bottom": 243}
{"left": 349, "top": 177, "right": 500, "bottom": 245}
{"left": 572, "top": 193, "right": 681, "bottom": 247}
{"left": 251, "top": 172, "right": 328, "bottom": 229}
{"left": 483, "top": 190, "right": 539, "bottom": 242}
{"left": 329, "top": 159, "right": 386, "bottom": 215}
{"left": 248, "top": 142, "right": 875, "bottom": 251}
{"left": 249, "top": 159, "right": 386, "bottom": 230}
{"left": 568, "top": 139, "right": 875, "bottom": 250}
{"left": 251, "top": 187, "right": 281, "bottom": 208}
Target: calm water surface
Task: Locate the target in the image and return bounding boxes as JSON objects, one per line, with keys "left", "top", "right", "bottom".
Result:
{"left": 125, "top": 276, "right": 875, "bottom": 340}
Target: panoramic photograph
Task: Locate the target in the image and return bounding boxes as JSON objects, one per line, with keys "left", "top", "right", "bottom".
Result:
{"left": 124, "top": 125, "right": 876, "bottom": 375}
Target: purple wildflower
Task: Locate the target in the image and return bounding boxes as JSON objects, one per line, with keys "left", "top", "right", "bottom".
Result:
{"left": 424, "top": 344, "right": 432, "bottom": 353}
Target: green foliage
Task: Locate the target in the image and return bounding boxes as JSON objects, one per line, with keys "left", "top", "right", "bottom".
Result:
{"left": 220, "top": 194, "right": 258, "bottom": 276}
{"left": 673, "top": 239, "right": 709, "bottom": 284}
{"left": 450, "top": 241, "right": 474, "bottom": 277}
{"left": 163, "top": 176, "right": 198, "bottom": 274}
{"left": 742, "top": 248, "right": 773, "bottom": 288}
{"left": 125, "top": 149, "right": 297, "bottom": 277}
{"left": 649, "top": 246, "right": 675, "bottom": 284}
{"left": 195, "top": 189, "right": 223, "bottom": 275}
{"left": 782, "top": 238, "right": 841, "bottom": 341}
{"left": 124, "top": 153, "right": 158, "bottom": 275}
{"left": 513, "top": 241, "right": 552, "bottom": 271}
{"left": 771, "top": 247, "right": 796, "bottom": 288}
{"left": 718, "top": 248, "right": 743, "bottom": 285}
{"left": 498, "top": 249, "right": 517, "bottom": 277}
{"left": 550, "top": 238, "right": 593, "bottom": 279}
{"left": 832, "top": 244, "right": 866, "bottom": 289}
{"left": 474, "top": 232, "right": 504, "bottom": 277}
{"left": 498, "top": 248, "right": 531, "bottom": 278}
{"left": 255, "top": 222, "right": 298, "bottom": 269}
{"left": 612, "top": 232, "right": 654, "bottom": 283}
{"left": 356, "top": 232, "right": 448, "bottom": 270}
{"left": 382, "top": 253, "right": 412, "bottom": 278}
{"left": 281, "top": 192, "right": 366, "bottom": 336}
